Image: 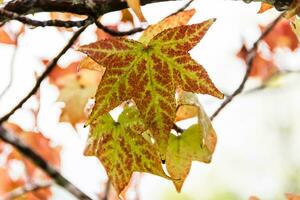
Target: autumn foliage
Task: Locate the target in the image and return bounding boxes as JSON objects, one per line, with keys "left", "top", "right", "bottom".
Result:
{"left": 1, "top": 0, "right": 300, "bottom": 199}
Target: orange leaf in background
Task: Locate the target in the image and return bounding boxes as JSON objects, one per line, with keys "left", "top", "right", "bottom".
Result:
{"left": 57, "top": 69, "right": 103, "bottom": 127}
{"left": 126, "top": 0, "right": 147, "bottom": 22}
{"left": 21, "top": 132, "right": 61, "bottom": 174}
{"left": 237, "top": 45, "right": 278, "bottom": 80}
{"left": 0, "top": 124, "right": 59, "bottom": 200}
{"left": 251, "top": 53, "right": 278, "bottom": 80}
{"left": 0, "top": 167, "right": 50, "bottom": 200}
{"left": 45, "top": 60, "right": 104, "bottom": 126}
{"left": 43, "top": 60, "right": 78, "bottom": 89}
{"left": 286, "top": 193, "right": 300, "bottom": 200}
{"left": 0, "top": 167, "right": 24, "bottom": 196}
{"left": 258, "top": 3, "right": 273, "bottom": 13}
{"left": 121, "top": 9, "right": 134, "bottom": 24}
{"left": 249, "top": 196, "right": 260, "bottom": 200}
{"left": 262, "top": 19, "right": 299, "bottom": 51}
{"left": 0, "top": 28, "right": 16, "bottom": 45}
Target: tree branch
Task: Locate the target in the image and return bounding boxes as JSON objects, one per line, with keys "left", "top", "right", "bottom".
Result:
{"left": 0, "top": 8, "right": 92, "bottom": 28}
{"left": 94, "top": 19, "right": 145, "bottom": 36}
{"left": 210, "top": 13, "right": 284, "bottom": 120}
{"left": 1, "top": 0, "right": 182, "bottom": 23}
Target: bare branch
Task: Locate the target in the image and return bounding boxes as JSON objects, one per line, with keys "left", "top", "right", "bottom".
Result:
{"left": 1, "top": 0, "right": 182, "bottom": 23}
{"left": 94, "top": 19, "right": 145, "bottom": 36}
{"left": 0, "top": 8, "right": 92, "bottom": 28}
{"left": 210, "top": 13, "right": 284, "bottom": 120}
{"left": 167, "top": 0, "right": 194, "bottom": 17}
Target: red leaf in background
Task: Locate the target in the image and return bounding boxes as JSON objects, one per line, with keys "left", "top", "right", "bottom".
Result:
{"left": 262, "top": 19, "right": 299, "bottom": 51}
{"left": 237, "top": 45, "right": 278, "bottom": 80}
{"left": 43, "top": 60, "right": 79, "bottom": 89}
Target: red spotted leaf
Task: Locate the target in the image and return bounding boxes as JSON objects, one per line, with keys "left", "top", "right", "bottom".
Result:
{"left": 84, "top": 106, "right": 168, "bottom": 194}
{"left": 79, "top": 20, "right": 223, "bottom": 159}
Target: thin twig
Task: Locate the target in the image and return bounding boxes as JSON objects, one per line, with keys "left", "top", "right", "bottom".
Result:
{"left": 94, "top": 20, "right": 145, "bottom": 36}
{"left": 172, "top": 123, "right": 184, "bottom": 133}
{"left": 0, "top": 41, "right": 18, "bottom": 99}
{"left": 2, "top": 181, "right": 51, "bottom": 200}
{"left": 0, "top": 8, "right": 92, "bottom": 28}
{"left": 0, "top": 25, "right": 89, "bottom": 124}
{"left": 241, "top": 70, "right": 300, "bottom": 95}
{"left": 94, "top": 0, "right": 194, "bottom": 37}
{"left": 168, "top": 0, "right": 194, "bottom": 17}
{"left": 210, "top": 13, "right": 284, "bottom": 120}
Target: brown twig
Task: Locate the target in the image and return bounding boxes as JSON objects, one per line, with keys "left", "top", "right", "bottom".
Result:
{"left": 168, "top": 0, "right": 194, "bottom": 17}
{"left": 94, "top": 19, "right": 145, "bottom": 36}
{"left": 210, "top": 13, "right": 284, "bottom": 120}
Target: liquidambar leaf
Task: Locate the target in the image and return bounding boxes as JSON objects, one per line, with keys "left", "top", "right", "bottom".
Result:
{"left": 166, "top": 125, "right": 212, "bottom": 192}
{"left": 84, "top": 107, "right": 168, "bottom": 194}
{"left": 79, "top": 20, "right": 223, "bottom": 159}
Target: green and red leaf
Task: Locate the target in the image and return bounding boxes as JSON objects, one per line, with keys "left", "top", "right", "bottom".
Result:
{"left": 84, "top": 107, "right": 168, "bottom": 194}
{"left": 79, "top": 19, "right": 223, "bottom": 159}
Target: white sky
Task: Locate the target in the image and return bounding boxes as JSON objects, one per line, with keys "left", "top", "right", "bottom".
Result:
{"left": 1, "top": 0, "right": 300, "bottom": 199}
